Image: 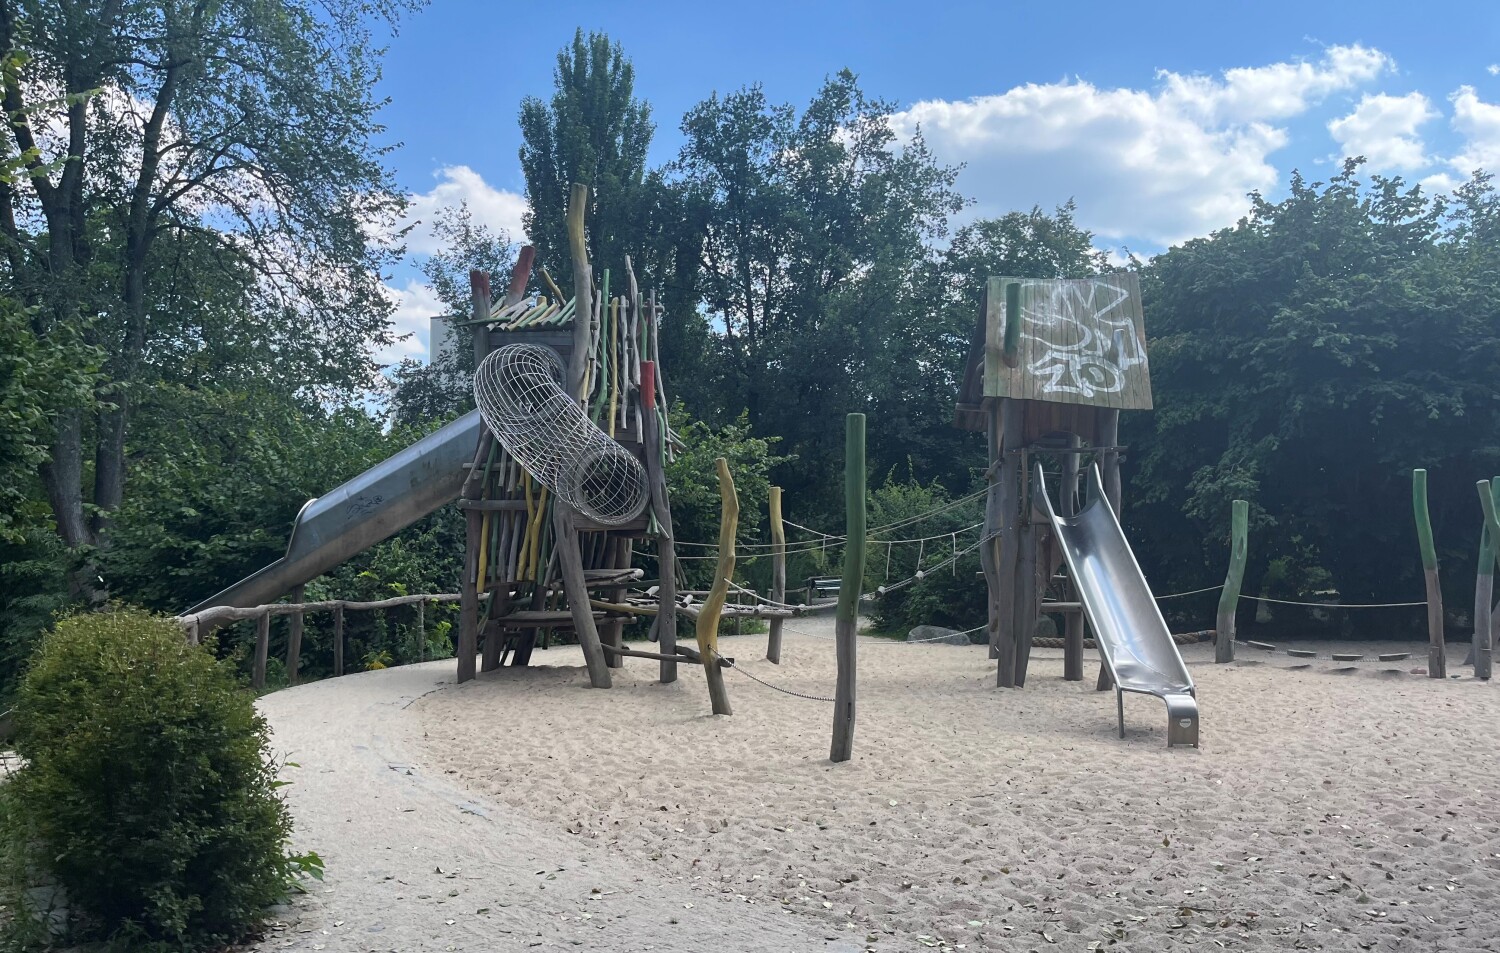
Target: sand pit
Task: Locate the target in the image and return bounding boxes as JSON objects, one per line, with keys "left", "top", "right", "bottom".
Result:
{"left": 405, "top": 620, "right": 1500, "bottom": 952}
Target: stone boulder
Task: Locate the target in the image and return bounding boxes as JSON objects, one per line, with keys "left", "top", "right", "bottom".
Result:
{"left": 906, "top": 625, "right": 974, "bottom": 646}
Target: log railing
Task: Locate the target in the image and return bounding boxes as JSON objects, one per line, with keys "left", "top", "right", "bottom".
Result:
{"left": 176, "top": 593, "right": 461, "bottom": 690}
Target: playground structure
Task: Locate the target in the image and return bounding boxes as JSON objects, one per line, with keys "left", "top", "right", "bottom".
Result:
{"left": 955, "top": 275, "right": 1199, "bottom": 747}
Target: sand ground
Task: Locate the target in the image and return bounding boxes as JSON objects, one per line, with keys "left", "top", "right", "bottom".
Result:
{"left": 259, "top": 619, "right": 1500, "bottom": 952}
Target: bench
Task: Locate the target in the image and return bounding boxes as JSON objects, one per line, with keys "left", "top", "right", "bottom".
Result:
{"left": 805, "top": 576, "right": 841, "bottom": 604}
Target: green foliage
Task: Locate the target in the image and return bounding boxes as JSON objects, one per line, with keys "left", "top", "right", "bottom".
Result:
{"left": 661, "top": 404, "right": 786, "bottom": 589}
{"left": 0, "top": 532, "right": 76, "bottom": 707}
{"left": 519, "top": 29, "right": 655, "bottom": 290}
{"left": 1, "top": 608, "right": 299, "bottom": 948}
{"left": 865, "top": 471, "right": 987, "bottom": 635}
{"left": 1130, "top": 161, "right": 1500, "bottom": 626}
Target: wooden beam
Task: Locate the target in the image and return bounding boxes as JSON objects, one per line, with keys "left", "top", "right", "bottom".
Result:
{"left": 1061, "top": 433, "right": 1084, "bottom": 681}
{"left": 830, "top": 414, "right": 866, "bottom": 763}
{"left": 285, "top": 584, "right": 305, "bottom": 686}
{"left": 641, "top": 360, "right": 678, "bottom": 683}
{"left": 333, "top": 603, "right": 345, "bottom": 676}
{"left": 1475, "top": 477, "right": 1500, "bottom": 680}
{"left": 554, "top": 504, "right": 612, "bottom": 688}
{"left": 767, "top": 485, "right": 786, "bottom": 664}
{"left": 565, "top": 182, "right": 594, "bottom": 399}
{"left": 694, "top": 458, "right": 738, "bottom": 715}
{"left": 994, "top": 399, "right": 1023, "bottom": 686}
{"left": 1216, "top": 500, "right": 1249, "bottom": 663}
{"left": 457, "top": 507, "right": 481, "bottom": 684}
{"left": 252, "top": 611, "right": 270, "bottom": 690}
{"left": 1413, "top": 469, "right": 1445, "bottom": 678}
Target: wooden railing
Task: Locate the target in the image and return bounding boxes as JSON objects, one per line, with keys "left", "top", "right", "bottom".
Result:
{"left": 176, "top": 593, "right": 461, "bottom": 689}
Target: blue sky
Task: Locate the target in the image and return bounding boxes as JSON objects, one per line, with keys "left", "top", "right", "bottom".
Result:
{"left": 371, "top": 0, "right": 1500, "bottom": 361}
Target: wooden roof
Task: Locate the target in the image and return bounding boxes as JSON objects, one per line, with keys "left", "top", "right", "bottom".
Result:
{"left": 956, "top": 274, "right": 1152, "bottom": 428}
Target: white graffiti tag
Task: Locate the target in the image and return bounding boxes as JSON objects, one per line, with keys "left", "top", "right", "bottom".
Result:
{"left": 1022, "top": 280, "right": 1145, "bottom": 398}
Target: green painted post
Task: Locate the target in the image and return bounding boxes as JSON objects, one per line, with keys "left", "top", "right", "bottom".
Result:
{"left": 1001, "top": 281, "right": 1022, "bottom": 368}
{"left": 1413, "top": 470, "right": 1445, "bottom": 678}
{"left": 830, "top": 413, "right": 867, "bottom": 764}
{"left": 1475, "top": 478, "right": 1500, "bottom": 680}
{"left": 1215, "top": 500, "right": 1249, "bottom": 663}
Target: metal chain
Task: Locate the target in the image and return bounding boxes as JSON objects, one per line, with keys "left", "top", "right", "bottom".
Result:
{"left": 722, "top": 661, "right": 836, "bottom": 702}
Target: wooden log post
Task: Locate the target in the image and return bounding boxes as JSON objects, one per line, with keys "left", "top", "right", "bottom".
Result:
{"left": 458, "top": 507, "right": 483, "bottom": 683}
{"left": 252, "top": 611, "right": 270, "bottom": 689}
{"left": 767, "top": 485, "right": 787, "bottom": 663}
{"left": 694, "top": 458, "right": 738, "bottom": 715}
{"left": 981, "top": 399, "right": 1003, "bottom": 664}
{"left": 830, "top": 414, "right": 867, "bottom": 763}
{"left": 415, "top": 599, "right": 424, "bottom": 664}
{"left": 600, "top": 537, "right": 632, "bottom": 669}
{"left": 285, "top": 584, "right": 305, "bottom": 686}
{"left": 1475, "top": 478, "right": 1500, "bottom": 680}
{"left": 641, "top": 361, "right": 678, "bottom": 683}
{"left": 1216, "top": 500, "right": 1249, "bottom": 663}
{"left": 1013, "top": 461, "right": 1040, "bottom": 687}
{"left": 1413, "top": 469, "right": 1445, "bottom": 679}
{"left": 565, "top": 182, "right": 594, "bottom": 399}
{"left": 1061, "top": 434, "right": 1085, "bottom": 681}
{"left": 1096, "top": 409, "right": 1122, "bottom": 692}
{"left": 333, "top": 603, "right": 345, "bottom": 677}
{"left": 554, "top": 505, "right": 612, "bottom": 688}
{"left": 994, "top": 399, "right": 1024, "bottom": 686}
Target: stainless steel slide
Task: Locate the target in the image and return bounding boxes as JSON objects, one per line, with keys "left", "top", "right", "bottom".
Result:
{"left": 1035, "top": 464, "right": 1199, "bottom": 748}
{"left": 187, "top": 410, "right": 484, "bottom": 613}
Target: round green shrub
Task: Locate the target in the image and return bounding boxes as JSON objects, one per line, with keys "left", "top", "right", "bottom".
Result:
{"left": 4, "top": 607, "right": 296, "bottom": 947}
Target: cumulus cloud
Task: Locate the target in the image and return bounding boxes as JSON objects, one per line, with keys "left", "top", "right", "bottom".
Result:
{"left": 399, "top": 165, "right": 529, "bottom": 254}
{"left": 890, "top": 44, "right": 1393, "bottom": 246}
{"left": 1328, "top": 92, "right": 1437, "bottom": 171}
{"left": 376, "top": 278, "right": 446, "bottom": 364}
{"left": 1447, "top": 85, "right": 1500, "bottom": 174}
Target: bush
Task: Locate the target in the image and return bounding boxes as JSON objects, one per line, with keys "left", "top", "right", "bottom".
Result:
{"left": 1, "top": 607, "right": 303, "bottom": 948}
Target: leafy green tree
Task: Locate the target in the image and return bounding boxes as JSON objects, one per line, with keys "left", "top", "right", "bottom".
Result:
{"left": 1131, "top": 160, "right": 1500, "bottom": 629}
{"left": 0, "top": 0, "right": 412, "bottom": 579}
{"left": 518, "top": 28, "right": 653, "bottom": 288}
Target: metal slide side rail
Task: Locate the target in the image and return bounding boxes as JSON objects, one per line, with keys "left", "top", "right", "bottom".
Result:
{"left": 187, "top": 410, "right": 485, "bottom": 613}
{"left": 1034, "top": 463, "right": 1200, "bottom": 748}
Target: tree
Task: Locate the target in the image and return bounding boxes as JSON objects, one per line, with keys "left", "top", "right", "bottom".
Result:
{"left": 1130, "top": 160, "right": 1500, "bottom": 627}
{"left": 672, "top": 70, "right": 964, "bottom": 508}
{"left": 0, "top": 0, "right": 412, "bottom": 584}
{"left": 518, "top": 28, "right": 653, "bottom": 288}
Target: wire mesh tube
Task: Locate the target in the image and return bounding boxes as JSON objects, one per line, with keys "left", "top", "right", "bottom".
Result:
{"left": 474, "top": 343, "right": 648, "bottom": 525}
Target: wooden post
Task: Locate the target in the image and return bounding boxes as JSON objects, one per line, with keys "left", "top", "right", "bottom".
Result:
{"left": 1061, "top": 434, "right": 1084, "bottom": 681}
{"left": 1095, "top": 410, "right": 1121, "bottom": 692}
{"left": 694, "top": 458, "right": 738, "bottom": 715}
{"left": 1013, "top": 463, "right": 1042, "bottom": 687}
{"left": 252, "top": 611, "right": 270, "bottom": 689}
{"left": 830, "top": 414, "right": 866, "bottom": 763}
{"left": 994, "top": 399, "right": 1024, "bottom": 686}
{"left": 767, "top": 485, "right": 786, "bottom": 663}
{"left": 285, "top": 584, "right": 305, "bottom": 686}
{"left": 981, "top": 399, "right": 1003, "bottom": 664}
{"left": 554, "top": 505, "right": 612, "bottom": 688}
{"left": 415, "top": 599, "right": 424, "bottom": 664}
{"left": 1475, "top": 478, "right": 1500, "bottom": 680}
{"left": 458, "top": 508, "right": 482, "bottom": 683}
{"left": 333, "top": 604, "right": 345, "bottom": 677}
{"left": 1413, "top": 469, "right": 1445, "bottom": 679}
{"left": 565, "top": 182, "right": 594, "bottom": 399}
{"left": 469, "top": 269, "right": 492, "bottom": 368}
{"left": 1216, "top": 500, "right": 1249, "bottom": 663}
{"left": 1000, "top": 281, "right": 1022, "bottom": 368}
{"left": 641, "top": 361, "right": 678, "bottom": 683}
{"left": 601, "top": 536, "right": 631, "bottom": 669}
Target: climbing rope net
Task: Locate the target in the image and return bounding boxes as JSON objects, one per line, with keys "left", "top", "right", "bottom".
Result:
{"left": 474, "top": 343, "right": 648, "bottom": 526}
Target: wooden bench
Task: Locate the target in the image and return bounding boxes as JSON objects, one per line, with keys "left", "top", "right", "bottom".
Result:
{"left": 805, "top": 576, "right": 841, "bottom": 604}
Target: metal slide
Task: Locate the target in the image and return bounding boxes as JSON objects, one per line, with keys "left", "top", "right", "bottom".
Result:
{"left": 1034, "top": 463, "right": 1199, "bottom": 748}
{"left": 187, "top": 410, "right": 484, "bottom": 613}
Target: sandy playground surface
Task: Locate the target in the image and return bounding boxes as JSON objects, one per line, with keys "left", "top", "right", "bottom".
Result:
{"left": 257, "top": 618, "right": 1500, "bottom": 952}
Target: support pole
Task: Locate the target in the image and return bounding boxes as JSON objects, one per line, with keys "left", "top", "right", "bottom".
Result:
{"left": 415, "top": 600, "right": 424, "bottom": 664}
{"left": 565, "top": 182, "right": 594, "bottom": 399}
{"left": 981, "top": 399, "right": 1003, "bottom": 665}
{"left": 767, "top": 486, "right": 786, "bottom": 663}
{"left": 1216, "top": 500, "right": 1249, "bottom": 663}
{"left": 831, "top": 414, "right": 866, "bottom": 763}
{"left": 252, "top": 611, "right": 270, "bottom": 690}
{"left": 555, "top": 505, "right": 612, "bottom": 688}
{"left": 1013, "top": 460, "right": 1039, "bottom": 687}
{"left": 1413, "top": 469, "right": 1445, "bottom": 679}
{"left": 1096, "top": 410, "right": 1121, "bottom": 692}
{"left": 694, "top": 458, "right": 738, "bottom": 715}
{"left": 993, "top": 399, "right": 1023, "bottom": 686}
{"left": 1475, "top": 477, "right": 1500, "bottom": 680}
{"left": 457, "top": 507, "right": 482, "bottom": 683}
{"left": 285, "top": 584, "right": 305, "bottom": 685}
{"left": 641, "top": 361, "right": 678, "bottom": 683}
{"left": 333, "top": 604, "right": 344, "bottom": 677}
{"left": 1061, "top": 434, "right": 1084, "bottom": 681}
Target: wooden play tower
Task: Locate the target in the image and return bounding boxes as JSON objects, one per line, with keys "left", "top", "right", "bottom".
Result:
{"left": 956, "top": 274, "right": 1154, "bottom": 689}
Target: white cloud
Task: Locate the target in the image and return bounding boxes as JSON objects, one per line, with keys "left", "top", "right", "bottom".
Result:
{"left": 891, "top": 44, "right": 1393, "bottom": 246}
{"left": 399, "top": 165, "right": 529, "bottom": 255}
{"left": 1446, "top": 85, "right": 1500, "bottom": 175}
{"left": 1328, "top": 92, "right": 1437, "bottom": 171}
{"left": 1488, "top": 64, "right": 1500, "bottom": 76}
{"left": 376, "top": 278, "right": 445, "bottom": 364}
